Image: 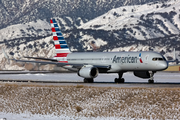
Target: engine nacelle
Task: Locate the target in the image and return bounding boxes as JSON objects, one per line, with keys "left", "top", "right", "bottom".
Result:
{"left": 133, "top": 71, "right": 150, "bottom": 79}
{"left": 78, "top": 66, "right": 99, "bottom": 79}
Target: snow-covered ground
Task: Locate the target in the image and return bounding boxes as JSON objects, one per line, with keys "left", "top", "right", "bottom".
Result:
{"left": 0, "top": 72, "right": 180, "bottom": 120}
{"left": 0, "top": 113, "right": 125, "bottom": 120}
{"left": 1, "top": 82, "right": 180, "bottom": 120}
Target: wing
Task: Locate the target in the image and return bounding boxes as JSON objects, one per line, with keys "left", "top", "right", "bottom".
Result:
{"left": 24, "top": 56, "right": 58, "bottom": 62}
{"left": 11, "top": 58, "right": 82, "bottom": 67}
{"left": 10, "top": 58, "right": 111, "bottom": 70}
{"left": 167, "top": 59, "right": 179, "bottom": 65}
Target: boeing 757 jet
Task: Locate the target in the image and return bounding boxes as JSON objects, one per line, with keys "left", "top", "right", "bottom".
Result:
{"left": 6, "top": 19, "right": 173, "bottom": 83}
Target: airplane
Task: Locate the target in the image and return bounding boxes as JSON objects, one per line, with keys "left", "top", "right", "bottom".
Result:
{"left": 4, "top": 18, "right": 177, "bottom": 83}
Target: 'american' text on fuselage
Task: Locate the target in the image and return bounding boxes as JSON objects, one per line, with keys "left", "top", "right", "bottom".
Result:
{"left": 112, "top": 55, "right": 138, "bottom": 63}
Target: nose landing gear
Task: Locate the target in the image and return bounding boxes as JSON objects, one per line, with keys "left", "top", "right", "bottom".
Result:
{"left": 148, "top": 71, "right": 156, "bottom": 83}
{"left": 114, "top": 72, "right": 125, "bottom": 83}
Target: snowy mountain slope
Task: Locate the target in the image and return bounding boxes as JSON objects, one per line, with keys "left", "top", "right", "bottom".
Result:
{"left": 0, "top": 0, "right": 179, "bottom": 70}
{"left": 79, "top": 0, "right": 180, "bottom": 40}
{"left": 65, "top": 0, "right": 180, "bottom": 61}
{"left": 0, "top": 35, "right": 55, "bottom": 70}
{"left": 0, "top": 17, "right": 87, "bottom": 41}
{"left": 0, "top": 19, "right": 51, "bottom": 40}
{"left": 0, "top": 0, "right": 166, "bottom": 29}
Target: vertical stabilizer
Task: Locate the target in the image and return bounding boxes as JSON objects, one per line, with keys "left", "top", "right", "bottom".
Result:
{"left": 50, "top": 19, "right": 71, "bottom": 63}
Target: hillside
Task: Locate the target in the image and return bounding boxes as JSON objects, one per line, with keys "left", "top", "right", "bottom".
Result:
{"left": 75, "top": 0, "right": 180, "bottom": 57}
{"left": 0, "top": 0, "right": 179, "bottom": 70}
{"left": 0, "top": 0, "right": 167, "bottom": 29}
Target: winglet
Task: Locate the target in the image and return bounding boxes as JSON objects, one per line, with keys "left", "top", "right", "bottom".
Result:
{"left": 173, "top": 48, "right": 176, "bottom": 60}
{"left": 173, "top": 48, "right": 179, "bottom": 64}
{"left": 167, "top": 48, "right": 179, "bottom": 64}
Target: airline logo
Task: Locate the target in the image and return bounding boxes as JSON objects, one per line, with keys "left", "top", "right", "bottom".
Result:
{"left": 139, "top": 53, "right": 143, "bottom": 63}
{"left": 50, "top": 19, "right": 71, "bottom": 63}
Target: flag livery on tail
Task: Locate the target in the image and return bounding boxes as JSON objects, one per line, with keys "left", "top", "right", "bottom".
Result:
{"left": 50, "top": 19, "right": 71, "bottom": 63}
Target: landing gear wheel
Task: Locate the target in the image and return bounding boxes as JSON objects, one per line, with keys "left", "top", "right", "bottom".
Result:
{"left": 148, "top": 79, "right": 154, "bottom": 83}
{"left": 114, "top": 78, "right": 125, "bottom": 83}
{"left": 84, "top": 78, "right": 94, "bottom": 83}
{"left": 114, "top": 72, "right": 125, "bottom": 83}
{"left": 148, "top": 71, "right": 155, "bottom": 84}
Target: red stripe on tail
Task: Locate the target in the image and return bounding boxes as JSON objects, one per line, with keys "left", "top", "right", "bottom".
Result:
{"left": 55, "top": 44, "right": 61, "bottom": 49}
{"left": 55, "top": 53, "right": 69, "bottom": 57}
{"left": 53, "top": 36, "right": 59, "bottom": 40}
{"left": 51, "top": 28, "right": 56, "bottom": 32}
{"left": 50, "top": 19, "right": 53, "bottom": 24}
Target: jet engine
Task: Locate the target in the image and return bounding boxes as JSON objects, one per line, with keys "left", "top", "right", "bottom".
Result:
{"left": 78, "top": 66, "right": 99, "bottom": 79}
{"left": 133, "top": 71, "right": 150, "bottom": 79}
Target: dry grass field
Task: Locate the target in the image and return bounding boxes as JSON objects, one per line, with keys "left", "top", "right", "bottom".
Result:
{"left": 165, "top": 65, "right": 180, "bottom": 71}
{"left": 0, "top": 83, "right": 180, "bottom": 119}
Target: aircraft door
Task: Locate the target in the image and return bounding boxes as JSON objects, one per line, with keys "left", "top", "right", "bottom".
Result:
{"left": 145, "top": 55, "right": 149, "bottom": 64}
{"left": 101, "top": 56, "right": 108, "bottom": 63}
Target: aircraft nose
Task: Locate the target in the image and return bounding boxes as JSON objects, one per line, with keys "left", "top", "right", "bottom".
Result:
{"left": 159, "top": 62, "right": 168, "bottom": 70}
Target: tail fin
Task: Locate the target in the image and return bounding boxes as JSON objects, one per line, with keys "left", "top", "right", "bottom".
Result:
{"left": 50, "top": 19, "right": 71, "bottom": 63}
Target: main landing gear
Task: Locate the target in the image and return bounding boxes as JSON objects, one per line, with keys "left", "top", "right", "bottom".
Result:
{"left": 114, "top": 72, "right": 125, "bottom": 83}
{"left": 84, "top": 78, "right": 94, "bottom": 83}
{"left": 148, "top": 71, "right": 156, "bottom": 83}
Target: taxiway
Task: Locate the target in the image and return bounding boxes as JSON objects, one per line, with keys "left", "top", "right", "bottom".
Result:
{"left": 0, "top": 72, "right": 179, "bottom": 88}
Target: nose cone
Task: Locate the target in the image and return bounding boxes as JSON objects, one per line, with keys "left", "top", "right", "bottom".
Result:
{"left": 158, "top": 62, "right": 168, "bottom": 70}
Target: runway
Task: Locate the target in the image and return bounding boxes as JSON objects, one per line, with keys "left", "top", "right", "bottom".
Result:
{"left": 0, "top": 71, "right": 179, "bottom": 88}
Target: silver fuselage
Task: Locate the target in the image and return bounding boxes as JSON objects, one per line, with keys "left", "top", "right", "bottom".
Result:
{"left": 64, "top": 51, "right": 168, "bottom": 73}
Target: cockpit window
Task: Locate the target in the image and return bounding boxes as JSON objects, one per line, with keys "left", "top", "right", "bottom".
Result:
{"left": 152, "top": 57, "right": 164, "bottom": 61}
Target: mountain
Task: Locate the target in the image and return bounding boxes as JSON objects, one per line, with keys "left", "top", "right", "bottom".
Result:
{"left": 0, "top": 0, "right": 179, "bottom": 70}
{"left": 0, "top": 0, "right": 168, "bottom": 29}
{"left": 79, "top": 1, "right": 180, "bottom": 39}
{"left": 75, "top": 0, "right": 180, "bottom": 52}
